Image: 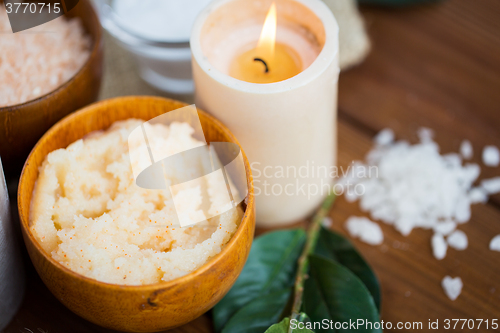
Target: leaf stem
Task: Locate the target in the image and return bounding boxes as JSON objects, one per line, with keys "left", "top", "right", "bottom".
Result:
{"left": 289, "top": 192, "right": 337, "bottom": 330}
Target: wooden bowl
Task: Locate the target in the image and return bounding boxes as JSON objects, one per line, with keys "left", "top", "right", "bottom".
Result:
{"left": 17, "top": 96, "right": 255, "bottom": 332}
{"left": 0, "top": 0, "right": 103, "bottom": 179}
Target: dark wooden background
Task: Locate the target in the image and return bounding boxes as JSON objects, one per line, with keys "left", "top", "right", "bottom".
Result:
{"left": 4, "top": 0, "right": 500, "bottom": 332}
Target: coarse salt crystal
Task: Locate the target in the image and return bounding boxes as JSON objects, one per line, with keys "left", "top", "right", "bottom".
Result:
{"left": 345, "top": 216, "right": 384, "bottom": 245}
{"left": 442, "top": 276, "right": 463, "bottom": 301}
{"left": 468, "top": 187, "right": 488, "bottom": 204}
{"left": 482, "top": 145, "right": 500, "bottom": 167}
{"left": 447, "top": 230, "right": 468, "bottom": 250}
{"left": 374, "top": 128, "right": 395, "bottom": 146}
{"left": 433, "top": 221, "right": 456, "bottom": 235}
{"left": 345, "top": 188, "right": 360, "bottom": 203}
{"left": 431, "top": 233, "right": 447, "bottom": 260}
{"left": 417, "top": 127, "right": 434, "bottom": 142}
{"left": 322, "top": 217, "right": 333, "bottom": 228}
{"left": 481, "top": 177, "right": 500, "bottom": 195}
{"left": 460, "top": 140, "right": 473, "bottom": 160}
{"left": 490, "top": 235, "right": 500, "bottom": 252}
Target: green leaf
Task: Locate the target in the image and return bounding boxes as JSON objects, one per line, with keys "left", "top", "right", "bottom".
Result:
{"left": 265, "top": 316, "right": 315, "bottom": 333}
{"left": 315, "top": 227, "right": 380, "bottom": 310}
{"left": 222, "top": 288, "right": 292, "bottom": 333}
{"left": 213, "top": 229, "right": 307, "bottom": 332}
{"left": 303, "top": 255, "right": 381, "bottom": 333}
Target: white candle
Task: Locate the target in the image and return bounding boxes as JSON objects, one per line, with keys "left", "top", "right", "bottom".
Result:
{"left": 191, "top": 0, "right": 339, "bottom": 226}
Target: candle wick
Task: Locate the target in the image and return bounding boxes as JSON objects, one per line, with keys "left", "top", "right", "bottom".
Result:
{"left": 253, "top": 58, "right": 269, "bottom": 73}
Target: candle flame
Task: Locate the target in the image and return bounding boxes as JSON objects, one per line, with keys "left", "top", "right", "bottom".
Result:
{"left": 257, "top": 3, "right": 277, "bottom": 60}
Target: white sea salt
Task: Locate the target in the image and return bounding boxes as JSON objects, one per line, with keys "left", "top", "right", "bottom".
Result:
{"left": 322, "top": 217, "right": 333, "bottom": 228}
{"left": 447, "top": 230, "right": 468, "bottom": 250}
{"left": 483, "top": 145, "right": 500, "bottom": 167}
{"left": 460, "top": 140, "right": 473, "bottom": 160}
{"left": 433, "top": 220, "right": 456, "bottom": 235}
{"left": 339, "top": 129, "right": 500, "bottom": 299}
{"left": 468, "top": 187, "right": 488, "bottom": 204}
{"left": 341, "top": 129, "right": 483, "bottom": 236}
{"left": 442, "top": 276, "right": 463, "bottom": 301}
{"left": 345, "top": 216, "right": 384, "bottom": 245}
{"left": 417, "top": 127, "right": 434, "bottom": 142}
{"left": 490, "top": 235, "right": 500, "bottom": 252}
{"left": 374, "top": 128, "right": 395, "bottom": 146}
{"left": 431, "top": 233, "right": 447, "bottom": 260}
{"left": 481, "top": 177, "right": 500, "bottom": 195}
{"left": 340, "top": 128, "right": 500, "bottom": 243}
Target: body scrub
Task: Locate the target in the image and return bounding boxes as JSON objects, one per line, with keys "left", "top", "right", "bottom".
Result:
{"left": 30, "top": 119, "right": 242, "bottom": 285}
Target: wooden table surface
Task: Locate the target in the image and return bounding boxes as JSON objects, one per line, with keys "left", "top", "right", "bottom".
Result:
{"left": 5, "top": 0, "right": 500, "bottom": 332}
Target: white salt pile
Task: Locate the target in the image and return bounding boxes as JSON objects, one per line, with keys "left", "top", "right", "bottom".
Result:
{"left": 0, "top": 6, "right": 91, "bottom": 107}
{"left": 342, "top": 128, "right": 488, "bottom": 238}
{"left": 341, "top": 128, "right": 500, "bottom": 250}
{"left": 340, "top": 128, "right": 500, "bottom": 299}
{"left": 345, "top": 216, "right": 384, "bottom": 245}
{"left": 442, "top": 276, "right": 463, "bottom": 301}
{"left": 483, "top": 146, "right": 500, "bottom": 167}
{"left": 490, "top": 235, "right": 500, "bottom": 252}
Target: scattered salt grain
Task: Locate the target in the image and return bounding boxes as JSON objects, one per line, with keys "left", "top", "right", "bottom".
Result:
{"left": 482, "top": 145, "right": 500, "bottom": 167}
{"left": 489, "top": 235, "right": 500, "bottom": 252}
{"left": 442, "top": 276, "right": 463, "bottom": 301}
{"left": 345, "top": 216, "right": 384, "bottom": 245}
{"left": 433, "top": 221, "right": 456, "bottom": 235}
{"left": 481, "top": 177, "right": 500, "bottom": 195}
{"left": 322, "top": 217, "right": 333, "bottom": 228}
{"left": 417, "top": 127, "right": 434, "bottom": 142}
{"left": 345, "top": 188, "right": 360, "bottom": 203}
{"left": 468, "top": 187, "right": 488, "bottom": 204}
{"left": 0, "top": 6, "right": 91, "bottom": 107}
{"left": 431, "top": 233, "right": 447, "bottom": 260}
{"left": 404, "top": 291, "right": 411, "bottom": 297}
{"left": 460, "top": 140, "right": 473, "bottom": 160}
{"left": 374, "top": 128, "right": 395, "bottom": 146}
{"left": 447, "top": 230, "right": 468, "bottom": 250}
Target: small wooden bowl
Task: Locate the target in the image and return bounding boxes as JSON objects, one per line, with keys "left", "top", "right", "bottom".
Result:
{"left": 0, "top": 0, "right": 103, "bottom": 178}
{"left": 17, "top": 96, "right": 255, "bottom": 332}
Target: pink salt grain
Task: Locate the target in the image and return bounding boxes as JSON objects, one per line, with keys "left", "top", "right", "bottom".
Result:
{"left": 0, "top": 6, "right": 91, "bottom": 107}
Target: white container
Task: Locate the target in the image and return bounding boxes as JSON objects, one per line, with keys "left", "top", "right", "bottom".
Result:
{"left": 0, "top": 158, "right": 24, "bottom": 330}
{"left": 191, "top": 0, "right": 339, "bottom": 226}
{"left": 94, "top": 0, "right": 212, "bottom": 94}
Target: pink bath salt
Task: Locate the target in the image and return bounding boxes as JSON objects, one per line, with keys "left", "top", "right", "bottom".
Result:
{"left": 0, "top": 6, "right": 91, "bottom": 107}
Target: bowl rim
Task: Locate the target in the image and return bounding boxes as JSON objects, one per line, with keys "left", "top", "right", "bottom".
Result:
{"left": 0, "top": 0, "right": 102, "bottom": 112}
{"left": 18, "top": 95, "right": 255, "bottom": 291}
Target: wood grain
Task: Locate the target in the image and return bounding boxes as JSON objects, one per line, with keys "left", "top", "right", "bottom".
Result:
{"left": 5, "top": 0, "right": 500, "bottom": 332}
